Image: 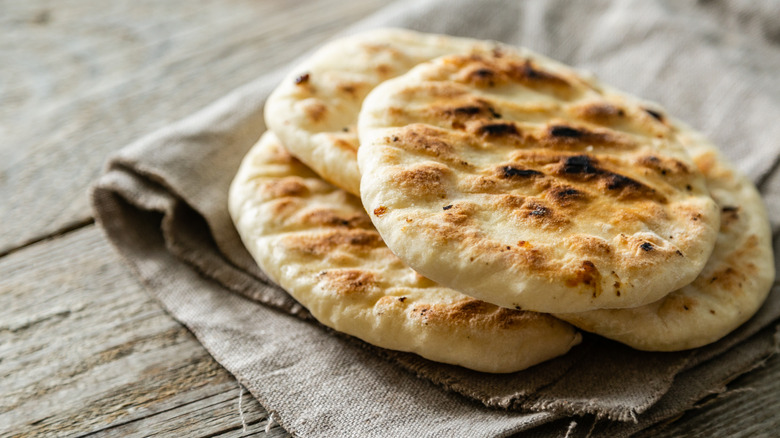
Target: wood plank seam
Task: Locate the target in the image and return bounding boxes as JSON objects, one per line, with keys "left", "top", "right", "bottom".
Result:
{"left": 73, "top": 388, "right": 259, "bottom": 438}
{"left": 0, "top": 217, "right": 94, "bottom": 259}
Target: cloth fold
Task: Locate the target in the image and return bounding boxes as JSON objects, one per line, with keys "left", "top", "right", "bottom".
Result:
{"left": 92, "top": 0, "right": 780, "bottom": 436}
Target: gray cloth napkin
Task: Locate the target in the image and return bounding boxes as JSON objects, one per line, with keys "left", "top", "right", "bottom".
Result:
{"left": 91, "top": 0, "right": 780, "bottom": 436}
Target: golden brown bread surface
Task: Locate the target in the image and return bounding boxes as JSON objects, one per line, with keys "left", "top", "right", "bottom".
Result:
{"left": 264, "top": 28, "right": 493, "bottom": 195}
{"left": 358, "top": 48, "right": 721, "bottom": 313}
{"left": 555, "top": 129, "right": 775, "bottom": 350}
{"left": 228, "top": 131, "right": 581, "bottom": 373}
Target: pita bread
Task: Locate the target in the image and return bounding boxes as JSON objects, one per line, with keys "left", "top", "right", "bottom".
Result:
{"left": 555, "top": 130, "right": 775, "bottom": 350}
{"left": 264, "top": 28, "right": 493, "bottom": 195}
{"left": 228, "top": 132, "right": 581, "bottom": 373}
{"left": 357, "top": 48, "right": 721, "bottom": 313}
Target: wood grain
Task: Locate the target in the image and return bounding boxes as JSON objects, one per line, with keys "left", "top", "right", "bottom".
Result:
{"left": 0, "top": 226, "right": 288, "bottom": 437}
{"left": 638, "top": 353, "right": 780, "bottom": 438}
{"left": 0, "top": 0, "right": 389, "bottom": 254}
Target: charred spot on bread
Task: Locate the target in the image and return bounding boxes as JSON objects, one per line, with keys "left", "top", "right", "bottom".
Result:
{"left": 294, "top": 73, "right": 310, "bottom": 84}
{"left": 440, "top": 99, "right": 503, "bottom": 120}
{"left": 550, "top": 125, "right": 587, "bottom": 139}
{"left": 516, "top": 200, "right": 571, "bottom": 230}
{"left": 547, "top": 185, "right": 587, "bottom": 207}
{"left": 604, "top": 173, "right": 643, "bottom": 191}
{"left": 560, "top": 155, "right": 599, "bottom": 175}
{"left": 476, "top": 122, "right": 521, "bottom": 137}
{"left": 473, "top": 67, "right": 496, "bottom": 81}
{"left": 637, "top": 155, "right": 692, "bottom": 179}
{"left": 554, "top": 155, "right": 663, "bottom": 202}
{"left": 451, "top": 105, "right": 483, "bottom": 116}
{"left": 527, "top": 202, "right": 550, "bottom": 217}
{"left": 501, "top": 165, "right": 544, "bottom": 179}
{"left": 721, "top": 205, "right": 740, "bottom": 225}
{"left": 543, "top": 125, "right": 626, "bottom": 148}
{"left": 487, "top": 106, "right": 502, "bottom": 118}
{"left": 640, "top": 242, "right": 655, "bottom": 252}
{"left": 455, "top": 55, "right": 574, "bottom": 99}
{"left": 644, "top": 108, "right": 664, "bottom": 122}
{"left": 516, "top": 59, "right": 569, "bottom": 85}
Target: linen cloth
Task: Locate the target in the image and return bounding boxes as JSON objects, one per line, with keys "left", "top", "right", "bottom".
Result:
{"left": 92, "top": 0, "right": 780, "bottom": 436}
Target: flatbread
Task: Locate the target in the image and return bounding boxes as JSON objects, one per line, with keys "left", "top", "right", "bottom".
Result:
{"left": 264, "top": 28, "right": 493, "bottom": 195}
{"left": 357, "top": 48, "right": 721, "bottom": 313}
{"left": 555, "top": 130, "right": 775, "bottom": 350}
{"left": 228, "top": 131, "right": 581, "bottom": 373}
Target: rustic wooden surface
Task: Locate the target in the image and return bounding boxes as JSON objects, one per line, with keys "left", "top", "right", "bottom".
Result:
{"left": 0, "top": 0, "right": 388, "bottom": 255}
{"left": 1, "top": 0, "right": 778, "bottom": 437}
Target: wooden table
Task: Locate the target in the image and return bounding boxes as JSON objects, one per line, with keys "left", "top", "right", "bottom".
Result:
{"left": 2, "top": 1, "right": 778, "bottom": 436}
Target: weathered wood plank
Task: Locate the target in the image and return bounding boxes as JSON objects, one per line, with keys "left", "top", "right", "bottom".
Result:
{"left": 639, "top": 352, "right": 780, "bottom": 438}
{"left": 0, "top": 0, "right": 389, "bottom": 254}
{"left": 0, "top": 226, "right": 287, "bottom": 437}
{"left": 87, "top": 389, "right": 288, "bottom": 438}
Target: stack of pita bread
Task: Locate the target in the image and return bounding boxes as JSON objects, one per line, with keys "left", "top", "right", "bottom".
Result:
{"left": 229, "top": 29, "right": 775, "bottom": 373}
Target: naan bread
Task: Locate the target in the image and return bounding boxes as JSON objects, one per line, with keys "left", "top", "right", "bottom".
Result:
{"left": 358, "top": 48, "right": 721, "bottom": 313}
{"left": 555, "top": 130, "right": 775, "bottom": 350}
{"left": 228, "top": 132, "right": 581, "bottom": 373}
{"left": 264, "top": 28, "right": 493, "bottom": 195}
